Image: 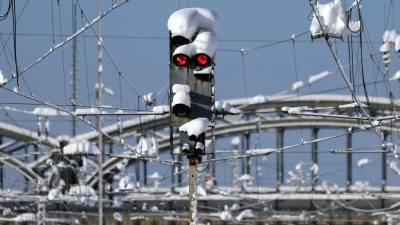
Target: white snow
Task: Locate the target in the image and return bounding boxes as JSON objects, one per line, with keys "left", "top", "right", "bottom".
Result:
{"left": 390, "top": 71, "right": 400, "bottom": 81}
{"left": 143, "top": 92, "right": 156, "bottom": 105}
{"left": 282, "top": 106, "right": 314, "bottom": 114}
{"left": 136, "top": 136, "right": 159, "bottom": 158}
{"left": 383, "top": 30, "right": 398, "bottom": 43}
{"left": 389, "top": 161, "right": 400, "bottom": 176}
{"left": 380, "top": 42, "right": 391, "bottom": 53}
{"left": 0, "top": 70, "right": 7, "bottom": 85}
{"left": 152, "top": 105, "right": 170, "bottom": 114}
{"left": 178, "top": 185, "right": 207, "bottom": 196}
{"left": 98, "top": 63, "right": 103, "bottom": 73}
{"left": 13, "top": 86, "right": 21, "bottom": 94}
{"left": 220, "top": 205, "right": 233, "bottom": 221}
{"left": 286, "top": 170, "right": 301, "bottom": 186}
{"left": 69, "top": 185, "right": 96, "bottom": 196}
{"left": 15, "top": 213, "right": 37, "bottom": 222}
{"left": 172, "top": 84, "right": 191, "bottom": 111}
{"left": 381, "top": 30, "right": 400, "bottom": 53}
{"left": 116, "top": 158, "right": 129, "bottom": 171}
{"left": 173, "top": 30, "right": 218, "bottom": 60}
{"left": 231, "top": 136, "right": 240, "bottom": 146}
{"left": 239, "top": 174, "right": 254, "bottom": 181}
{"left": 250, "top": 95, "right": 267, "bottom": 104}
{"left": 33, "top": 107, "right": 69, "bottom": 116}
{"left": 104, "top": 86, "right": 114, "bottom": 96}
{"left": 348, "top": 20, "right": 360, "bottom": 32}
{"left": 194, "top": 66, "right": 212, "bottom": 75}
{"left": 172, "top": 84, "right": 190, "bottom": 94}
{"left": 383, "top": 58, "right": 392, "bottom": 64}
{"left": 246, "top": 148, "right": 276, "bottom": 155}
{"left": 296, "top": 162, "right": 303, "bottom": 179}
{"left": 338, "top": 101, "right": 367, "bottom": 108}
{"left": 168, "top": 8, "right": 219, "bottom": 40}
{"left": 179, "top": 118, "right": 209, "bottom": 138}
{"left": 292, "top": 81, "right": 304, "bottom": 91}
{"left": 308, "top": 71, "right": 334, "bottom": 84}
{"left": 357, "top": 158, "right": 372, "bottom": 167}
{"left": 95, "top": 82, "right": 114, "bottom": 96}
{"left": 114, "top": 212, "right": 123, "bottom": 221}
{"left": 168, "top": 8, "right": 219, "bottom": 64}
{"left": 310, "top": 163, "right": 319, "bottom": 176}
{"left": 322, "top": 180, "right": 331, "bottom": 194}
{"left": 113, "top": 197, "right": 123, "bottom": 207}
{"left": 383, "top": 53, "right": 391, "bottom": 61}
{"left": 148, "top": 172, "right": 162, "bottom": 180}
{"left": 3, "top": 208, "right": 14, "bottom": 216}
{"left": 76, "top": 108, "right": 102, "bottom": 115}
{"left": 205, "top": 140, "right": 215, "bottom": 153}
{"left": 310, "top": 0, "right": 354, "bottom": 38}
{"left": 119, "top": 175, "right": 135, "bottom": 190}
{"left": 214, "top": 101, "right": 242, "bottom": 116}
{"left": 48, "top": 187, "right": 63, "bottom": 201}
{"left": 63, "top": 141, "right": 100, "bottom": 155}
{"left": 236, "top": 209, "right": 256, "bottom": 221}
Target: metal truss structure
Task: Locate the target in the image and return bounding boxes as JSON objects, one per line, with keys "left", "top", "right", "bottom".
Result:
{"left": 0, "top": 94, "right": 398, "bottom": 217}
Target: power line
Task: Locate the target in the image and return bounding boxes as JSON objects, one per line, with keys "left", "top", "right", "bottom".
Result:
{"left": 2, "top": 32, "right": 384, "bottom": 44}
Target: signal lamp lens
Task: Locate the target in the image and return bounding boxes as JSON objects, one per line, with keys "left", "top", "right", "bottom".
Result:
{"left": 174, "top": 54, "right": 188, "bottom": 66}
{"left": 196, "top": 54, "right": 209, "bottom": 66}
{"left": 173, "top": 104, "right": 190, "bottom": 117}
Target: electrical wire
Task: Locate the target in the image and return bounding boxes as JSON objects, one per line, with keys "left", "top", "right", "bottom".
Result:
{"left": 57, "top": 0, "right": 68, "bottom": 106}
{"left": 80, "top": 7, "right": 92, "bottom": 123}
{"left": 75, "top": 0, "right": 142, "bottom": 99}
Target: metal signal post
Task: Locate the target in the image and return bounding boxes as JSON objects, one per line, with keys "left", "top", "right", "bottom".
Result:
{"left": 168, "top": 8, "right": 219, "bottom": 224}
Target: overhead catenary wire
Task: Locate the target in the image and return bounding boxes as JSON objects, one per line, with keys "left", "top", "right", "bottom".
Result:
{"left": 2, "top": 0, "right": 128, "bottom": 85}
{"left": 75, "top": 0, "right": 143, "bottom": 99}
{"left": 291, "top": 33, "right": 305, "bottom": 144}
{"left": 0, "top": 0, "right": 28, "bottom": 66}
{"left": 80, "top": 7, "right": 92, "bottom": 123}
{"left": 57, "top": 0, "right": 68, "bottom": 106}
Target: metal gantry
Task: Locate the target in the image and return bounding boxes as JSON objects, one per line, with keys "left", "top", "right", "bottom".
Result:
{"left": 0, "top": 94, "right": 399, "bottom": 219}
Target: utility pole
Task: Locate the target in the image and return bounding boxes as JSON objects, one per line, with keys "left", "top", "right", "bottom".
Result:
{"left": 188, "top": 156, "right": 201, "bottom": 223}
{"left": 71, "top": 4, "right": 77, "bottom": 137}
{"left": 96, "top": 0, "right": 104, "bottom": 224}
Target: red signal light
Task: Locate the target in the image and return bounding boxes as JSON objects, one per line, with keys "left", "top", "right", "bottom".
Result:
{"left": 174, "top": 54, "right": 188, "bottom": 66}
{"left": 196, "top": 54, "right": 209, "bottom": 66}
